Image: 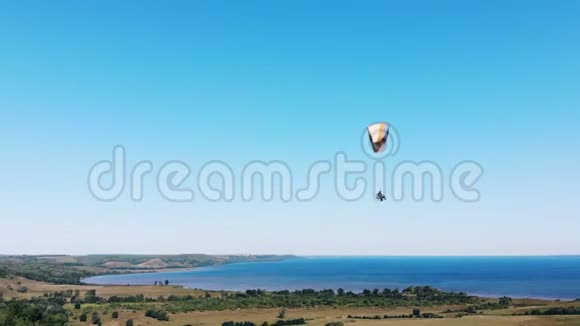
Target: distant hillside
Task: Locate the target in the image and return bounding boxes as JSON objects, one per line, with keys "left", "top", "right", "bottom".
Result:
{"left": 0, "top": 254, "right": 296, "bottom": 285}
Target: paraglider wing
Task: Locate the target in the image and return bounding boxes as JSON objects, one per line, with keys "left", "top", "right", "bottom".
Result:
{"left": 367, "top": 122, "right": 389, "bottom": 153}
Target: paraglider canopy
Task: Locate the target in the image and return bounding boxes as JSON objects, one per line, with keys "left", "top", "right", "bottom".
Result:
{"left": 367, "top": 122, "right": 389, "bottom": 153}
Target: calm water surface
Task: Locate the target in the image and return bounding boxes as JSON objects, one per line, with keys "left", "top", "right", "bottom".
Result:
{"left": 83, "top": 256, "right": 580, "bottom": 300}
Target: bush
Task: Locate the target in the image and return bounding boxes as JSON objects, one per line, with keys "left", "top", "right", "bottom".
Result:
{"left": 278, "top": 307, "right": 286, "bottom": 318}
{"left": 126, "top": 320, "right": 134, "bottom": 326}
{"left": 499, "top": 296, "right": 512, "bottom": 305}
{"left": 112, "top": 311, "right": 119, "bottom": 318}
{"left": 145, "top": 309, "right": 169, "bottom": 321}
{"left": 74, "top": 303, "right": 81, "bottom": 310}
{"left": 325, "top": 323, "right": 344, "bottom": 326}
{"left": 465, "top": 306, "right": 477, "bottom": 314}
{"left": 79, "top": 313, "right": 88, "bottom": 322}
{"left": 91, "top": 312, "right": 101, "bottom": 324}
{"left": 16, "top": 285, "right": 29, "bottom": 293}
{"left": 222, "top": 322, "right": 257, "bottom": 326}
{"left": 271, "top": 319, "right": 306, "bottom": 326}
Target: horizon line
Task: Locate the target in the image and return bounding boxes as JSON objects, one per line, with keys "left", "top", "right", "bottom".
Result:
{"left": 2, "top": 253, "right": 580, "bottom": 257}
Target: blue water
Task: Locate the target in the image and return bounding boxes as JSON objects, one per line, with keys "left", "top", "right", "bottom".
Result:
{"left": 83, "top": 256, "right": 580, "bottom": 300}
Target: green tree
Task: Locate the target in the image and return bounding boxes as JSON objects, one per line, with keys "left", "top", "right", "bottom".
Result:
{"left": 84, "top": 289, "right": 98, "bottom": 303}
{"left": 126, "top": 319, "right": 134, "bottom": 326}
{"left": 499, "top": 296, "right": 512, "bottom": 306}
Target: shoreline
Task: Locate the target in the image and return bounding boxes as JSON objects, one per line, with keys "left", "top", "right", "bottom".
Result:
{"left": 82, "top": 275, "right": 577, "bottom": 302}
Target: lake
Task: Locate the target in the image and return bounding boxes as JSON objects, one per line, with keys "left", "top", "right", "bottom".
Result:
{"left": 83, "top": 256, "right": 580, "bottom": 300}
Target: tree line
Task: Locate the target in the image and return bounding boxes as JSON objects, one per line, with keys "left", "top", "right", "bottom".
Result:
{"left": 222, "top": 318, "right": 306, "bottom": 326}
{"left": 64, "top": 286, "right": 478, "bottom": 313}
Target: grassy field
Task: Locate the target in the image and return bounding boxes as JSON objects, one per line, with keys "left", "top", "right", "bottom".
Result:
{"left": 3, "top": 277, "right": 578, "bottom": 326}
{"left": 63, "top": 305, "right": 580, "bottom": 326}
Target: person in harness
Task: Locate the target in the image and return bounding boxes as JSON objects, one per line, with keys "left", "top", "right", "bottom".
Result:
{"left": 376, "top": 190, "right": 386, "bottom": 202}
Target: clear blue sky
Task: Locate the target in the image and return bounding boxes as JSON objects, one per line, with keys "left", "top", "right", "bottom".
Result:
{"left": 0, "top": 1, "right": 578, "bottom": 255}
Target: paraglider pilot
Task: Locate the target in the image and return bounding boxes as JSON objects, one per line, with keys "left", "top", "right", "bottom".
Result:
{"left": 376, "top": 190, "right": 386, "bottom": 201}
